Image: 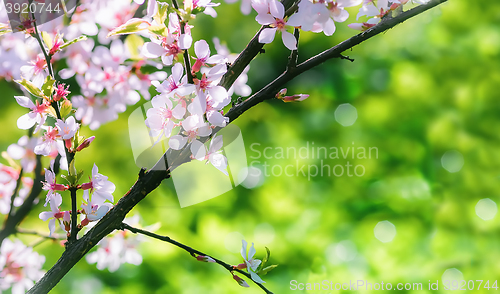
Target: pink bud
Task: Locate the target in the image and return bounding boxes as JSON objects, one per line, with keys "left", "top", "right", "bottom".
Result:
{"left": 281, "top": 94, "right": 309, "bottom": 103}
{"left": 196, "top": 255, "right": 216, "bottom": 263}
{"left": 81, "top": 217, "right": 89, "bottom": 227}
{"left": 81, "top": 182, "right": 93, "bottom": 190}
{"left": 76, "top": 136, "right": 95, "bottom": 152}
{"left": 275, "top": 88, "right": 287, "bottom": 99}
{"left": 234, "top": 263, "right": 247, "bottom": 270}
{"left": 232, "top": 274, "right": 250, "bottom": 288}
{"left": 65, "top": 139, "right": 72, "bottom": 150}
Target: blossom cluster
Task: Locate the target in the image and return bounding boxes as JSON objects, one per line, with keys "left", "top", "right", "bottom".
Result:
{"left": 86, "top": 215, "right": 149, "bottom": 272}
{"left": 0, "top": 239, "right": 45, "bottom": 294}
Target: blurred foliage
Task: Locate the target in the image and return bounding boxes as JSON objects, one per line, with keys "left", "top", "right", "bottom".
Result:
{"left": 1, "top": 0, "right": 500, "bottom": 293}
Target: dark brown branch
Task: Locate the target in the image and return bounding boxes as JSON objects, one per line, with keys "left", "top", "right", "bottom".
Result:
{"left": 120, "top": 223, "right": 273, "bottom": 294}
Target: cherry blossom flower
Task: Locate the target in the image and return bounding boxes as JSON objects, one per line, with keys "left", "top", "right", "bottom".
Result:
{"left": 0, "top": 239, "right": 45, "bottom": 294}
{"left": 42, "top": 169, "right": 68, "bottom": 206}
{"left": 80, "top": 190, "right": 113, "bottom": 226}
{"left": 86, "top": 215, "right": 147, "bottom": 272}
{"left": 318, "top": 0, "right": 363, "bottom": 35}
{"left": 20, "top": 54, "right": 48, "bottom": 87}
{"left": 14, "top": 96, "right": 50, "bottom": 132}
{"left": 168, "top": 114, "right": 212, "bottom": 150}
{"left": 81, "top": 164, "right": 116, "bottom": 203}
{"left": 192, "top": 0, "right": 221, "bottom": 17}
{"left": 191, "top": 40, "right": 226, "bottom": 73}
{"left": 53, "top": 83, "right": 71, "bottom": 101}
{"left": 145, "top": 94, "right": 186, "bottom": 142}
{"left": 7, "top": 136, "right": 39, "bottom": 172}
{"left": 141, "top": 13, "right": 192, "bottom": 65}
{"left": 34, "top": 126, "right": 60, "bottom": 156}
{"left": 38, "top": 193, "right": 65, "bottom": 236}
{"left": 239, "top": 239, "right": 265, "bottom": 284}
{"left": 190, "top": 135, "right": 229, "bottom": 175}
{"left": 55, "top": 117, "right": 80, "bottom": 140}
{"left": 254, "top": 0, "right": 299, "bottom": 50}
{"left": 151, "top": 63, "right": 195, "bottom": 99}
{"left": 194, "top": 64, "right": 229, "bottom": 102}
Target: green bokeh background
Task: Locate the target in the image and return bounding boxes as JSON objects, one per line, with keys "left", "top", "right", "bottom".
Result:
{"left": 1, "top": 0, "right": 500, "bottom": 293}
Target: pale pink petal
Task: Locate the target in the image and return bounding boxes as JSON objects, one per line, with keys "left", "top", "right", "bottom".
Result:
{"left": 255, "top": 14, "right": 275, "bottom": 25}
{"left": 323, "top": 18, "right": 336, "bottom": 36}
{"left": 194, "top": 40, "right": 210, "bottom": 58}
{"left": 17, "top": 112, "right": 38, "bottom": 129}
{"left": 281, "top": 31, "right": 297, "bottom": 50}
{"left": 169, "top": 135, "right": 187, "bottom": 150}
{"left": 259, "top": 28, "right": 277, "bottom": 44}
{"left": 269, "top": 0, "right": 284, "bottom": 19}
{"left": 15, "top": 96, "right": 35, "bottom": 109}
{"left": 142, "top": 42, "right": 166, "bottom": 58}
{"left": 190, "top": 140, "right": 206, "bottom": 161}
{"left": 179, "top": 34, "right": 193, "bottom": 49}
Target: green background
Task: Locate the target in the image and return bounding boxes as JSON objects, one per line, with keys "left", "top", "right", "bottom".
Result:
{"left": 1, "top": 0, "right": 500, "bottom": 293}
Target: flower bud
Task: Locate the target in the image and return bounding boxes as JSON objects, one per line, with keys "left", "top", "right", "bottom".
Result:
{"left": 196, "top": 255, "right": 216, "bottom": 263}
{"left": 76, "top": 136, "right": 95, "bottom": 152}
{"left": 232, "top": 274, "right": 249, "bottom": 288}
{"left": 280, "top": 94, "right": 309, "bottom": 103}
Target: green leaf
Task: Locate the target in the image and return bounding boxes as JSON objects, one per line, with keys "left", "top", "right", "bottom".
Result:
{"left": 148, "top": 25, "right": 168, "bottom": 37}
{"left": 41, "top": 76, "right": 56, "bottom": 97}
{"left": 59, "top": 99, "right": 73, "bottom": 118}
{"left": 107, "top": 18, "right": 150, "bottom": 37}
{"left": 125, "top": 35, "right": 145, "bottom": 60}
{"left": 60, "top": 36, "right": 88, "bottom": 50}
{"left": 15, "top": 79, "right": 43, "bottom": 98}
{"left": 41, "top": 31, "right": 53, "bottom": 49}
{"left": 69, "top": 159, "right": 77, "bottom": 177}
{"left": 258, "top": 265, "right": 278, "bottom": 276}
{"left": 153, "top": 2, "right": 169, "bottom": 25}
{"left": 76, "top": 170, "right": 85, "bottom": 183}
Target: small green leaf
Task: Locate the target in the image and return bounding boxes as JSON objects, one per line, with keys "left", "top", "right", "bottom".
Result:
{"left": 107, "top": 18, "right": 150, "bottom": 37}
{"left": 258, "top": 265, "right": 278, "bottom": 276}
{"left": 46, "top": 106, "right": 58, "bottom": 119}
{"left": 41, "top": 76, "right": 56, "bottom": 97}
{"left": 60, "top": 36, "right": 88, "bottom": 50}
{"left": 153, "top": 2, "right": 169, "bottom": 25}
{"left": 15, "top": 79, "right": 43, "bottom": 98}
{"left": 76, "top": 170, "right": 85, "bottom": 183}
{"left": 59, "top": 99, "right": 73, "bottom": 118}
{"left": 41, "top": 31, "right": 53, "bottom": 49}
{"left": 69, "top": 159, "right": 77, "bottom": 177}
{"left": 148, "top": 25, "right": 168, "bottom": 37}
{"left": 125, "top": 35, "right": 145, "bottom": 60}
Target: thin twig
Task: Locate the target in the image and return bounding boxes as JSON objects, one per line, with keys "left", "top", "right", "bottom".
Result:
{"left": 120, "top": 223, "right": 274, "bottom": 294}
